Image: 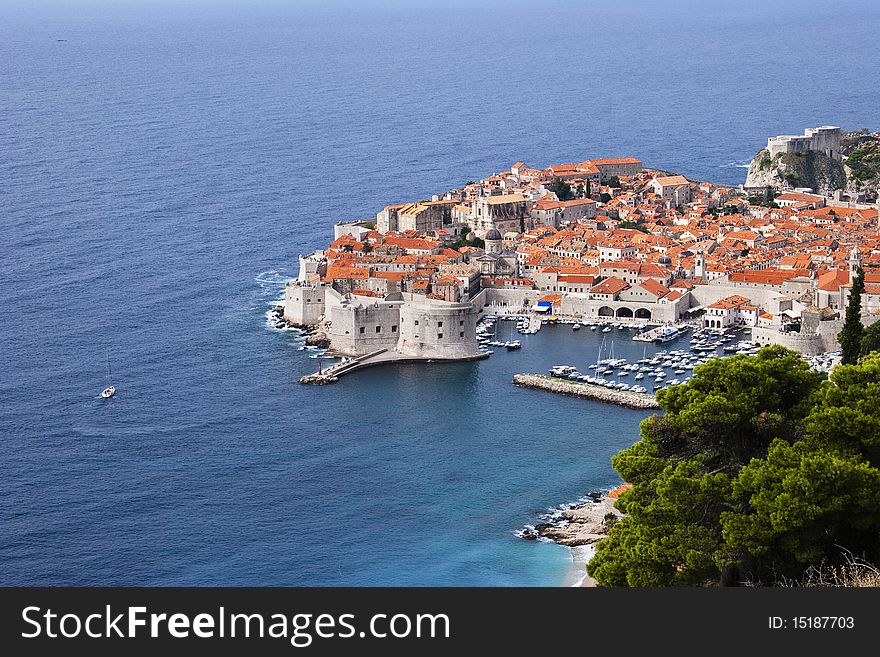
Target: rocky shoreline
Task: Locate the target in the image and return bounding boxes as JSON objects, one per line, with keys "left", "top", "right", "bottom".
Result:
{"left": 518, "top": 484, "right": 631, "bottom": 586}
{"left": 271, "top": 305, "right": 331, "bottom": 348}
{"left": 520, "top": 488, "right": 626, "bottom": 548}
{"left": 513, "top": 373, "right": 660, "bottom": 409}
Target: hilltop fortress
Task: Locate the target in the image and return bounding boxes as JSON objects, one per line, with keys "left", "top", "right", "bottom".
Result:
{"left": 747, "top": 125, "right": 880, "bottom": 201}
{"left": 285, "top": 147, "right": 879, "bottom": 374}
{"left": 766, "top": 125, "right": 842, "bottom": 159}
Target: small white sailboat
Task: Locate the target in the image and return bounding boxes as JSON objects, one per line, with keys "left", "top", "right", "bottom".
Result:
{"left": 101, "top": 351, "right": 116, "bottom": 399}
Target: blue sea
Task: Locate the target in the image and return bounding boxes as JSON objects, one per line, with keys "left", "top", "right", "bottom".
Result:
{"left": 2, "top": 0, "right": 878, "bottom": 586}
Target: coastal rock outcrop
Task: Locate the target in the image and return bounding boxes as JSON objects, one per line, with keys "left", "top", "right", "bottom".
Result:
{"left": 745, "top": 149, "right": 845, "bottom": 196}
{"left": 304, "top": 331, "right": 331, "bottom": 348}
{"left": 271, "top": 305, "right": 308, "bottom": 330}
{"left": 535, "top": 498, "right": 621, "bottom": 547}
{"left": 517, "top": 484, "right": 632, "bottom": 585}
{"left": 745, "top": 130, "right": 879, "bottom": 200}
{"left": 840, "top": 131, "right": 880, "bottom": 198}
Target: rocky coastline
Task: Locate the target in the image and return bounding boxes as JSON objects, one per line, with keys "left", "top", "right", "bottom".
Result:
{"left": 520, "top": 487, "right": 627, "bottom": 548}
{"left": 518, "top": 484, "right": 631, "bottom": 586}
{"left": 271, "top": 305, "right": 331, "bottom": 348}
{"left": 513, "top": 373, "right": 660, "bottom": 409}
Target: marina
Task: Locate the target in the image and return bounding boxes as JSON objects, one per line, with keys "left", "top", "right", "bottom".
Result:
{"left": 540, "top": 324, "right": 759, "bottom": 396}
{"left": 298, "top": 304, "right": 841, "bottom": 390}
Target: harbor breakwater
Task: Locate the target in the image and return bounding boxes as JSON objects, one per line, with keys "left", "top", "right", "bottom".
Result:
{"left": 512, "top": 374, "right": 660, "bottom": 409}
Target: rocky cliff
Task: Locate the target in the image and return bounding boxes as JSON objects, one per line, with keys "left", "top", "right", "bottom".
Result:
{"left": 745, "top": 149, "right": 846, "bottom": 196}
{"left": 841, "top": 131, "right": 880, "bottom": 197}
{"left": 745, "top": 130, "right": 880, "bottom": 200}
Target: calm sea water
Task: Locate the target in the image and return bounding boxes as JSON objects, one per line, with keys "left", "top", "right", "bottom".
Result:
{"left": 2, "top": 0, "right": 878, "bottom": 585}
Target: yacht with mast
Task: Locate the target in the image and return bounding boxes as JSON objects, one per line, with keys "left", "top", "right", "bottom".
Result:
{"left": 101, "top": 351, "right": 116, "bottom": 399}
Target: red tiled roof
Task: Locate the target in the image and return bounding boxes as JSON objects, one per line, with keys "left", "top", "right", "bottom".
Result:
{"left": 607, "top": 483, "right": 632, "bottom": 499}
{"left": 708, "top": 295, "right": 751, "bottom": 309}
{"left": 817, "top": 269, "right": 850, "bottom": 292}
{"left": 590, "top": 276, "right": 629, "bottom": 295}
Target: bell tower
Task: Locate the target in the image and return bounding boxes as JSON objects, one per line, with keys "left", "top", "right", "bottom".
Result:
{"left": 849, "top": 245, "right": 862, "bottom": 281}
{"left": 694, "top": 250, "right": 705, "bottom": 279}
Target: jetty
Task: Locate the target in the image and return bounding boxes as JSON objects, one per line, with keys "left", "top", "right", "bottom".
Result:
{"left": 300, "top": 349, "right": 489, "bottom": 384}
{"left": 512, "top": 373, "right": 660, "bottom": 409}
{"left": 299, "top": 349, "right": 388, "bottom": 384}
{"left": 633, "top": 324, "right": 676, "bottom": 342}
{"left": 632, "top": 326, "right": 664, "bottom": 342}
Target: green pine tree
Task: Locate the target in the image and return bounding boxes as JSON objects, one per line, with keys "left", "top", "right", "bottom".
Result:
{"left": 587, "top": 348, "right": 880, "bottom": 587}
{"left": 547, "top": 177, "right": 573, "bottom": 201}
{"left": 860, "top": 320, "right": 880, "bottom": 358}
{"left": 838, "top": 267, "right": 865, "bottom": 365}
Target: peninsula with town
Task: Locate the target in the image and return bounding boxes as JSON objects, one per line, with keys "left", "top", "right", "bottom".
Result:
{"left": 279, "top": 126, "right": 880, "bottom": 384}
{"left": 276, "top": 126, "right": 880, "bottom": 587}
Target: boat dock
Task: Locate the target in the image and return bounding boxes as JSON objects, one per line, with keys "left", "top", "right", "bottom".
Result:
{"left": 632, "top": 324, "right": 688, "bottom": 342}
{"left": 299, "top": 348, "right": 489, "bottom": 384}
{"left": 632, "top": 326, "right": 668, "bottom": 342}
{"left": 299, "top": 349, "right": 388, "bottom": 384}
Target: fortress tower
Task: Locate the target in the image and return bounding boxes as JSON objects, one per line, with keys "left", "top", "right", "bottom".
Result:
{"left": 766, "top": 126, "right": 841, "bottom": 159}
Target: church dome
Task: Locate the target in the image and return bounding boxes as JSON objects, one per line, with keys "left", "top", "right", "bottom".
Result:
{"left": 485, "top": 229, "right": 502, "bottom": 241}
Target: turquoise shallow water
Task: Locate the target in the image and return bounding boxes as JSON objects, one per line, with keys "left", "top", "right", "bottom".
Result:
{"left": 2, "top": 0, "right": 878, "bottom": 585}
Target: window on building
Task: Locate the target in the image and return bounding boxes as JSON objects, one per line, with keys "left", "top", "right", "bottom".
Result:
{"left": 459, "top": 320, "right": 464, "bottom": 326}
{"left": 391, "top": 325, "right": 397, "bottom": 333}
{"left": 437, "top": 333, "right": 443, "bottom": 339}
{"left": 438, "top": 321, "right": 443, "bottom": 328}
{"left": 376, "top": 326, "right": 381, "bottom": 333}
{"left": 359, "top": 327, "right": 365, "bottom": 334}
{"left": 414, "top": 320, "right": 419, "bottom": 326}
{"left": 459, "top": 331, "right": 464, "bottom": 337}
